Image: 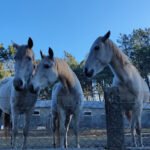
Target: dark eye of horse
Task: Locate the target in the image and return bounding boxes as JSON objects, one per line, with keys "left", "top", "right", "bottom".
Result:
{"left": 44, "top": 64, "right": 50, "bottom": 69}
{"left": 94, "top": 46, "right": 99, "bottom": 51}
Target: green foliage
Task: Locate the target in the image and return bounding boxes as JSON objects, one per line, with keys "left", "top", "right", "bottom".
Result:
{"left": 118, "top": 28, "right": 150, "bottom": 88}
{"left": 64, "top": 51, "right": 78, "bottom": 69}
{"left": 0, "top": 44, "right": 16, "bottom": 60}
{"left": 0, "top": 63, "right": 11, "bottom": 80}
{"left": 63, "top": 51, "right": 112, "bottom": 100}
{"left": 8, "top": 45, "right": 16, "bottom": 57}
{"left": 95, "top": 67, "right": 113, "bottom": 88}
{"left": 0, "top": 44, "right": 15, "bottom": 79}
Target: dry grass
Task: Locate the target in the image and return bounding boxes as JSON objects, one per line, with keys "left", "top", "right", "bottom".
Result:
{"left": 0, "top": 129, "right": 150, "bottom": 149}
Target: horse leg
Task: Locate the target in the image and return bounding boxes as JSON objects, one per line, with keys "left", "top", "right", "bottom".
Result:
{"left": 52, "top": 113, "right": 57, "bottom": 148}
{"left": 59, "top": 108, "right": 66, "bottom": 148}
{"left": 11, "top": 111, "right": 18, "bottom": 149}
{"left": 64, "top": 114, "right": 72, "bottom": 148}
{"left": 3, "top": 113, "right": 11, "bottom": 138}
{"left": 56, "top": 119, "right": 60, "bottom": 147}
{"left": 22, "top": 110, "right": 32, "bottom": 150}
{"left": 131, "top": 108, "right": 140, "bottom": 147}
{"left": 72, "top": 113, "right": 80, "bottom": 148}
{"left": 136, "top": 113, "right": 143, "bottom": 147}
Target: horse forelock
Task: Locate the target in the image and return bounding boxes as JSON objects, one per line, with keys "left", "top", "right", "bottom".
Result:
{"left": 15, "top": 45, "right": 34, "bottom": 61}
{"left": 55, "top": 58, "right": 75, "bottom": 88}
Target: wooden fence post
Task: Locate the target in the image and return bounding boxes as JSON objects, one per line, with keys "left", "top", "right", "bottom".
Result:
{"left": 104, "top": 87, "right": 125, "bottom": 150}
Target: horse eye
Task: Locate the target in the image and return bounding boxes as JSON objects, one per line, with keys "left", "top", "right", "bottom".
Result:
{"left": 44, "top": 64, "right": 50, "bottom": 69}
{"left": 94, "top": 46, "right": 99, "bottom": 51}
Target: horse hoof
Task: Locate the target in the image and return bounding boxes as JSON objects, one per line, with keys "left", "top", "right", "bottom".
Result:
{"left": 21, "top": 146, "right": 27, "bottom": 150}
{"left": 60, "top": 146, "right": 65, "bottom": 149}
{"left": 53, "top": 143, "right": 56, "bottom": 148}
{"left": 77, "top": 144, "right": 80, "bottom": 148}
{"left": 12, "top": 147, "right": 17, "bottom": 150}
{"left": 140, "top": 144, "right": 144, "bottom": 147}
{"left": 132, "top": 143, "right": 138, "bottom": 147}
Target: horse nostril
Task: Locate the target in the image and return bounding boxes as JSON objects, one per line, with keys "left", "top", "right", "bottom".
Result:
{"left": 13, "top": 78, "right": 23, "bottom": 91}
{"left": 29, "top": 84, "right": 34, "bottom": 93}
{"left": 29, "top": 84, "right": 38, "bottom": 94}
{"left": 90, "top": 69, "right": 94, "bottom": 76}
{"left": 84, "top": 67, "right": 88, "bottom": 75}
{"left": 18, "top": 79, "right": 23, "bottom": 87}
{"left": 84, "top": 68, "right": 94, "bottom": 77}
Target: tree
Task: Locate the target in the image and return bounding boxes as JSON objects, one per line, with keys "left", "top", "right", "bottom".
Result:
{"left": 64, "top": 51, "right": 78, "bottom": 69}
{"left": 0, "top": 62, "right": 11, "bottom": 79}
{"left": 118, "top": 28, "right": 150, "bottom": 88}
{"left": 0, "top": 44, "right": 16, "bottom": 61}
{"left": 0, "top": 44, "right": 16, "bottom": 79}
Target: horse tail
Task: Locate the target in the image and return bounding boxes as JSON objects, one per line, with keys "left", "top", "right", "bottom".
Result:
{"left": 125, "top": 111, "right": 132, "bottom": 121}
{"left": 0, "top": 109, "right": 2, "bottom": 129}
{"left": 56, "top": 118, "right": 60, "bottom": 147}
{"left": 3, "top": 113, "right": 11, "bottom": 138}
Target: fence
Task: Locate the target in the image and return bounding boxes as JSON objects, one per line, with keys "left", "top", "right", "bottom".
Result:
{"left": 0, "top": 82, "right": 150, "bottom": 149}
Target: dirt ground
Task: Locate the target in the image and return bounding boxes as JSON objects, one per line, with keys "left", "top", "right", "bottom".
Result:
{"left": 0, "top": 129, "right": 150, "bottom": 149}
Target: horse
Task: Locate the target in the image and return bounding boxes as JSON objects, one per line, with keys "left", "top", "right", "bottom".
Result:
{"left": 0, "top": 77, "right": 13, "bottom": 136}
{"left": 84, "top": 31, "right": 150, "bottom": 147}
{"left": 0, "top": 38, "right": 38, "bottom": 150}
{"left": 30, "top": 48, "right": 84, "bottom": 148}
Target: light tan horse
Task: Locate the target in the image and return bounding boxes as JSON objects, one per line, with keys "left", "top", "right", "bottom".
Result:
{"left": 30, "top": 48, "right": 84, "bottom": 148}
{"left": 84, "top": 31, "right": 150, "bottom": 147}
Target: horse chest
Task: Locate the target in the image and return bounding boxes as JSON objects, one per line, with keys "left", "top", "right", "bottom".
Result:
{"left": 57, "top": 93, "right": 78, "bottom": 112}
{"left": 12, "top": 92, "right": 37, "bottom": 113}
{"left": 118, "top": 84, "right": 138, "bottom": 110}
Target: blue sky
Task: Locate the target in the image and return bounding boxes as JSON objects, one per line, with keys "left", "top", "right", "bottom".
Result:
{"left": 0, "top": 0, "right": 150, "bottom": 62}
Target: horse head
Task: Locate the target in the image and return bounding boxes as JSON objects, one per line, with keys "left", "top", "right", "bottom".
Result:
{"left": 13, "top": 37, "right": 34, "bottom": 91}
{"left": 84, "top": 31, "right": 113, "bottom": 78}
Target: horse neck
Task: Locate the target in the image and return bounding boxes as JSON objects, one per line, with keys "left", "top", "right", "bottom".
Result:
{"left": 55, "top": 59, "right": 76, "bottom": 90}
{"left": 108, "top": 43, "right": 130, "bottom": 82}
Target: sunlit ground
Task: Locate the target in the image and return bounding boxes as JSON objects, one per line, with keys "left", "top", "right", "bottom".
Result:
{"left": 0, "top": 129, "right": 150, "bottom": 149}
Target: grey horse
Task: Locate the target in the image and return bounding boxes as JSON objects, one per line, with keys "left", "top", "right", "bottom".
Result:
{"left": 0, "top": 38, "right": 38, "bottom": 149}
{"left": 84, "top": 31, "right": 150, "bottom": 147}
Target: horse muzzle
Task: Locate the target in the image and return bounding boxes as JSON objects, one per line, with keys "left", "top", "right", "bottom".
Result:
{"left": 13, "top": 78, "right": 24, "bottom": 91}
{"left": 84, "top": 67, "right": 94, "bottom": 78}
{"left": 28, "top": 84, "right": 39, "bottom": 94}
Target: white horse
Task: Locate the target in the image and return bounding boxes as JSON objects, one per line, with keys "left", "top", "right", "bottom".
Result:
{"left": 84, "top": 31, "right": 150, "bottom": 147}
{"left": 0, "top": 77, "right": 13, "bottom": 135}
{"left": 0, "top": 38, "right": 38, "bottom": 150}
{"left": 30, "top": 48, "right": 84, "bottom": 148}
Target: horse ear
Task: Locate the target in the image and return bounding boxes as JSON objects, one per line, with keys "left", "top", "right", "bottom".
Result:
{"left": 40, "top": 50, "right": 44, "bottom": 59}
{"left": 102, "top": 31, "right": 111, "bottom": 42}
{"left": 28, "top": 37, "right": 33, "bottom": 49}
{"left": 48, "top": 47, "right": 54, "bottom": 59}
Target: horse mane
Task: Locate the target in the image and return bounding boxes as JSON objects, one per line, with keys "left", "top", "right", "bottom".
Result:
{"left": 15, "top": 45, "right": 35, "bottom": 61}
{"left": 106, "top": 39, "right": 131, "bottom": 66}
{"left": 55, "top": 58, "right": 75, "bottom": 90}
{"left": 105, "top": 39, "right": 140, "bottom": 75}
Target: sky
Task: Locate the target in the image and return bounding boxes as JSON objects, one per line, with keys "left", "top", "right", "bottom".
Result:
{"left": 0, "top": 0, "right": 150, "bottom": 62}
